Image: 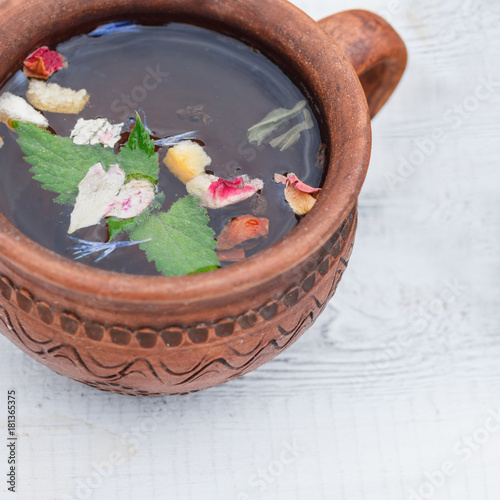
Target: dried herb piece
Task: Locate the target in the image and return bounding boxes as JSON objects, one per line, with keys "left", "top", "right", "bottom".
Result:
{"left": 176, "top": 104, "right": 213, "bottom": 125}
{"left": 69, "top": 237, "right": 151, "bottom": 263}
{"left": 248, "top": 100, "right": 306, "bottom": 146}
{"left": 269, "top": 109, "right": 313, "bottom": 151}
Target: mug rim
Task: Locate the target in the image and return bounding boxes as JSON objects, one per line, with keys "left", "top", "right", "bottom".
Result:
{"left": 0, "top": 0, "right": 371, "bottom": 304}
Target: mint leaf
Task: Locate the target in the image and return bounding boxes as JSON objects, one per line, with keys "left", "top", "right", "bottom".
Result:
{"left": 14, "top": 122, "right": 117, "bottom": 205}
{"left": 130, "top": 196, "right": 219, "bottom": 276}
{"left": 108, "top": 217, "right": 137, "bottom": 240}
{"left": 117, "top": 113, "right": 159, "bottom": 181}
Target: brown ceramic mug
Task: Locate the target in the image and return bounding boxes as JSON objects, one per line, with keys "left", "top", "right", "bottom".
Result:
{"left": 0, "top": 0, "right": 407, "bottom": 396}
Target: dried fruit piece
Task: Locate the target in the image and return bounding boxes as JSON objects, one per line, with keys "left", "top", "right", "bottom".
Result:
{"left": 164, "top": 140, "right": 212, "bottom": 184}
{"left": 274, "top": 173, "right": 321, "bottom": 216}
{"left": 71, "top": 118, "right": 123, "bottom": 147}
{"left": 26, "top": 80, "right": 89, "bottom": 114}
{"left": 186, "top": 174, "right": 263, "bottom": 209}
{"left": 0, "top": 92, "right": 49, "bottom": 128}
{"left": 23, "top": 46, "right": 67, "bottom": 79}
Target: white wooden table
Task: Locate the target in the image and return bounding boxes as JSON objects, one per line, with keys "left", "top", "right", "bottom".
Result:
{"left": 1, "top": 0, "right": 499, "bottom": 499}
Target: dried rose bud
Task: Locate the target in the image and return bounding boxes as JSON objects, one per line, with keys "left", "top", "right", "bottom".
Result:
{"left": 23, "top": 46, "right": 67, "bottom": 79}
{"left": 274, "top": 172, "right": 321, "bottom": 216}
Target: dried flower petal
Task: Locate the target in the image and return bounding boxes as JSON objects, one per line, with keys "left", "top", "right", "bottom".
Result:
{"left": 23, "top": 46, "right": 67, "bottom": 79}
{"left": 68, "top": 163, "right": 155, "bottom": 233}
{"left": 68, "top": 163, "right": 125, "bottom": 234}
{"left": 0, "top": 92, "right": 49, "bottom": 128}
{"left": 68, "top": 236, "right": 151, "bottom": 263}
{"left": 274, "top": 173, "right": 321, "bottom": 194}
{"left": 26, "top": 80, "right": 89, "bottom": 115}
{"left": 164, "top": 140, "right": 212, "bottom": 184}
{"left": 71, "top": 118, "right": 123, "bottom": 147}
{"left": 88, "top": 22, "right": 140, "bottom": 38}
{"left": 154, "top": 131, "right": 198, "bottom": 147}
{"left": 274, "top": 172, "right": 321, "bottom": 216}
{"left": 106, "top": 179, "right": 155, "bottom": 219}
{"left": 186, "top": 173, "right": 263, "bottom": 209}
{"left": 217, "top": 215, "right": 269, "bottom": 251}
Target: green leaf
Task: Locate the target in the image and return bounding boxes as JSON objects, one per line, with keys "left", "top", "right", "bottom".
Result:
{"left": 13, "top": 113, "right": 160, "bottom": 206}
{"left": 130, "top": 196, "right": 220, "bottom": 276}
{"left": 14, "top": 122, "right": 117, "bottom": 205}
{"left": 116, "top": 113, "right": 159, "bottom": 181}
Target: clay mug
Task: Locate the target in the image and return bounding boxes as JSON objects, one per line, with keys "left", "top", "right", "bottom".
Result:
{"left": 0, "top": 0, "right": 407, "bottom": 396}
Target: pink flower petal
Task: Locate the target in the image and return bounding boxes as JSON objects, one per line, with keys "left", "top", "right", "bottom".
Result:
{"left": 106, "top": 179, "right": 155, "bottom": 219}
{"left": 274, "top": 172, "right": 321, "bottom": 216}
{"left": 274, "top": 172, "right": 321, "bottom": 194}
{"left": 186, "top": 174, "right": 263, "bottom": 209}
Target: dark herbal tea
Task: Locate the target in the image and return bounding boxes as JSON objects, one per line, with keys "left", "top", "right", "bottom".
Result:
{"left": 0, "top": 23, "right": 324, "bottom": 276}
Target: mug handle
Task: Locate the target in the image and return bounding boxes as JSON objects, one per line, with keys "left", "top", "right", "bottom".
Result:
{"left": 318, "top": 10, "right": 407, "bottom": 118}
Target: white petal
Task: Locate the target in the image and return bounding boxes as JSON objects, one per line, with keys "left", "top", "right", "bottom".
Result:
{"left": 71, "top": 118, "right": 123, "bottom": 147}
{"left": 68, "top": 163, "right": 125, "bottom": 234}
{"left": 0, "top": 92, "right": 49, "bottom": 128}
{"left": 106, "top": 180, "right": 155, "bottom": 219}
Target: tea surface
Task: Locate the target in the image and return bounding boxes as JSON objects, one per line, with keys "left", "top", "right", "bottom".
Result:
{"left": 0, "top": 23, "right": 324, "bottom": 275}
